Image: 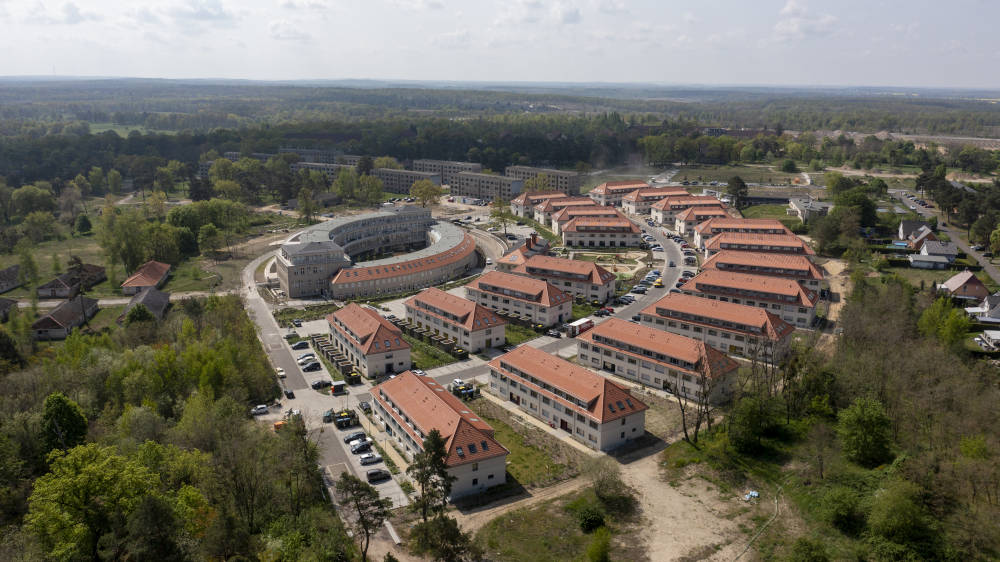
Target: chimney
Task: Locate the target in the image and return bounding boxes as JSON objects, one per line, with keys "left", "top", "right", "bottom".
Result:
{"left": 529, "top": 233, "right": 538, "bottom": 249}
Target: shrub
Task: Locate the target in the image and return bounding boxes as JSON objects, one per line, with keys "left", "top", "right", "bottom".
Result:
{"left": 577, "top": 505, "right": 605, "bottom": 533}
{"left": 585, "top": 527, "right": 611, "bottom": 562}
{"left": 837, "top": 397, "right": 893, "bottom": 467}
{"left": 820, "top": 487, "right": 865, "bottom": 535}
{"left": 787, "top": 537, "right": 830, "bottom": 562}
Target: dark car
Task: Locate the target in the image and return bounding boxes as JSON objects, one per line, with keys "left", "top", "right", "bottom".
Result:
{"left": 358, "top": 401, "right": 371, "bottom": 413}
{"left": 292, "top": 319, "right": 303, "bottom": 327}
{"left": 311, "top": 379, "right": 332, "bottom": 390}
{"left": 366, "top": 469, "right": 391, "bottom": 483}
{"left": 343, "top": 431, "right": 366, "bottom": 444}
{"left": 546, "top": 330, "right": 562, "bottom": 338}
{"left": 302, "top": 361, "right": 322, "bottom": 372}
{"left": 631, "top": 314, "right": 642, "bottom": 322}
{"left": 351, "top": 441, "right": 373, "bottom": 454}
{"left": 291, "top": 340, "right": 310, "bottom": 350}
{"left": 283, "top": 389, "right": 295, "bottom": 399}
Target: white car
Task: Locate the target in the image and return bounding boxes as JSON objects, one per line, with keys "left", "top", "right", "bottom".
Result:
{"left": 453, "top": 378, "right": 465, "bottom": 387}
{"left": 359, "top": 452, "right": 383, "bottom": 465}
{"left": 250, "top": 404, "right": 268, "bottom": 416}
{"left": 485, "top": 258, "right": 493, "bottom": 265}
{"left": 349, "top": 437, "right": 373, "bottom": 448}
{"left": 275, "top": 368, "right": 286, "bottom": 378}
{"left": 412, "top": 369, "right": 425, "bottom": 376}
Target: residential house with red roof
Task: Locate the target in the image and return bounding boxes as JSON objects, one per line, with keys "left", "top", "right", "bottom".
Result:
{"left": 532, "top": 196, "right": 597, "bottom": 225}
{"left": 488, "top": 345, "right": 648, "bottom": 451}
{"left": 673, "top": 206, "right": 731, "bottom": 235}
{"left": 701, "top": 250, "right": 824, "bottom": 290}
{"left": 561, "top": 212, "right": 641, "bottom": 248}
{"left": 327, "top": 303, "right": 411, "bottom": 378}
{"left": 512, "top": 254, "right": 617, "bottom": 303}
{"left": 702, "top": 231, "right": 814, "bottom": 257}
{"left": 588, "top": 180, "right": 649, "bottom": 207}
{"left": 464, "top": 271, "right": 572, "bottom": 327}
{"left": 680, "top": 269, "right": 819, "bottom": 327}
{"left": 510, "top": 191, "right": 568, "bottom": 217}
{"left": 404, "top": 288, "right": 506, "bottom": 353}
{"left": 120, "top": 260, "right": 171, "bottom": 295}
{"left": 372, "top": 371, "right": 509, "bottom": 498}
{"left": 650, "top": 195, "right": 727, "bottom": 225}
{"left": 639, "top": 293, "right": 795, "bottom": 359}
{"left": 550, "top": 206, "right": 622, "bottom": 234}
{"left": 621, "top": 186, "right": 690, "bottom": 215}
{"left": 577, "top": 318, "right": 741, "bottom": 404}
{"left": 939, "top": 270, "right": 990, "bottom": 301}
{"left": 692, "top": 217, "right": 791, "bottom": 248}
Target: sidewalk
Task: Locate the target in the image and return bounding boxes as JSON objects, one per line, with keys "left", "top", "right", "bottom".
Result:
{"left": 477, "top": 390, "right": 601, "bottom": 458}
{"left": 359, "top": 413, "right": 411, "bottom": 474}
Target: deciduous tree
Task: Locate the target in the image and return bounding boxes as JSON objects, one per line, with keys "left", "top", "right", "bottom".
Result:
{"left": 410, "top": 179, "right": 443, "bottom": 207}
{"left": 336, "top": 472, "right": 392, "bottom": 561}
{"left": 837, "top": 397, "right": 892, "bottom": 467}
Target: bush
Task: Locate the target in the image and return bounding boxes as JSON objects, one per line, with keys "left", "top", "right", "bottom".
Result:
{"left": 585, "top": 527, "right": 611, "bottom": 562}
{"left": 837, "top": 397, "right": 893, "bottom": 468}
{"left": 787, "top": 537, "right": 830, "bottom": 562}
{"left": 820, "top": 487, "right": 865, "bottom": 535}
{"left": 577, "top": 505, "right": 605, "bottom": 533}
{"left": 867, "top": 480, "right": 929, "bottom": 547}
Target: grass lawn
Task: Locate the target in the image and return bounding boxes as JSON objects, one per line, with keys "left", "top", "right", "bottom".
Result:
{"left": 475, "top": 489, "right": 601, "bottom": 562}
{"left": 505, "top": 322, "right": 542, "bottom": 346}
{"left": 741, "top": 203, "right": 804, "bottom": 230}
{"left": 401, "top": 334, "right": 460, "bottom": 370}
{"left": 0, "top": 235, "right": 114, "bottom": 298}
{"left": 675, "top": 164, "right": 802, "bottom": 186}
{"left": 273, "top": 303, "right": 341, "bottom": 328}
{"left": 84, "top": 305, "right": 127, "bottom": 332}
{"left": 881, "top": 266, "right": 999, "bottom": 293}
{"left": 574, "top": 253, "right": 638, "bottom": 265}
{"left": 573, "top": 301, "right": 602, "bottom": 320}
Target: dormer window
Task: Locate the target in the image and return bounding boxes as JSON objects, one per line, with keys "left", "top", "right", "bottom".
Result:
{"left": 456, "top": 447, "right": 464, "bottom": 457}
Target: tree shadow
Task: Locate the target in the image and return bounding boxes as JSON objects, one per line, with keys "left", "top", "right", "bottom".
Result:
{"left": 450, "top": 473, "right": 529, "bottom": 515}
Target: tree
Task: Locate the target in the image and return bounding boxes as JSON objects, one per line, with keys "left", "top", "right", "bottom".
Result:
{"left": 523, "top": 173, "right": 553, "bottom": 191}
{"left": 357, "top": 156, "right": 374, "bottom": 176}
{"left": 23, "top": 211, "right": 56, "bottom": 243}
{"left": 198, "top": 224, "right": 222, "bottom": 257}
{"left": 12, "top": 184, "right": 56, "bottom": 217}
{"left": 373, "top": 156, "right": 403, "bottom": 170}
{"left": 490, "top": 199, "right": 513, "bottom": 235}
{"left": 333, "top": 168, "right": 360, "bottom": 201}
{"left": 41, "top": 392, "right": 88, "bottom": 453}
{"left": 781, "top": 159, "right": 798, "bottom": 173}
{"left": 146, "top": 190, "right": 168, "bottom": 220}
{"left": 409, "top": 515, "right": 483, "bottom": 562}
{"left": 75, "top": 213, "right": 92, "bottom": 235}
{"left": 837, "top": 397, "right": 892, "bottom": 467}
{"left": 26, "top": 444, "right": 159, "bottom": 561}
{"left": 788, "top": 537, "right": 830, "bottom": 562}
{"left": 727, "top": 175, "right": 748, "bottom": 209}
{"left": 124, "top": 304, "right": 155, "bottom": 326}
{"left": 297, "top": 187, "right": 318, "bottom": 222}
{"left": 336, "top": 473, "right": 392, "bottom": 561}
{"left": 124, "top": 495, "right": 186, "bottom": 562}
{"left": 107, "top": 169, "right": 123, "bottom": 195}
{"left": 406, "top": 429, "right": 455, "bottom": 522}
{"left": 824, "top": 172, "right": 852, "bottom": 195}
{"left": 410, "top": 179, "right": 444, "bottom": 207}
{"left": 213, "top": 179, "right": 242, "bottom": 201}
{"left": 16, "top": 240, "right": 39, "bottom": 307}
{"left": 359, "top": 175, "right": 384, "bottom": 206}
{"left": 991, "top": 226, "right": 1000, "bottom": 257}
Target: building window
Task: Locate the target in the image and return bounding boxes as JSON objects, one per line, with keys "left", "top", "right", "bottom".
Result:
{"left": 472, "top": 478, "right": 478, "bottom": 485}
{"left": 472, "top": 462, "right": 479, "bottom": 471}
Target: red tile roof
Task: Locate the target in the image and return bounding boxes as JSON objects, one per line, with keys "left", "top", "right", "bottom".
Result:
{"left": 681, "top": 269, "right": 818, "bottom": 307}
{"left": 589, "top": 180, "right": 649, "bottom": 196}
{"left": 641, "top": 292, "right": 795, "bottom": 341}
{"left": 651, "top": 195, "right": 725, "bottom": 211}
{"left": 701, "top": 250, "right": 824, "bottom": 281}
{"left": 404, "top": 287, "right": 505, "bottom": 332}
{"left": 121, "top": 260, "right": 171, "bottom": 289}
{"left": 327, "top": 303, "right": 410, "bottom": 355}
{"left": 551, "top": 206, "right": 622, "bottom": 223}
{"left": 514, "top": 255, "right": 616, "bottom": 285}
{"left": 373, "top": 371, "right": 508, "bottom": 467}
{"left": 676, "top": 206, "right": 730, "bottom": 222}
{"left": 466, "top": 271, "right": 572, "bottom": 307}
{"left": 703, "top": 232, "right": 815, "bottom": 255}
{"left": 331, "top": 232, "right": 477, "bottom": 285}
{"left": 578, "top": 318, "right": 740, "bottom": 380}
{"left": 489, "top": 346, "right": 647, "bottom": 424}
{"left": 511, "top": 191, "right": 568, "bottom": 207}
{"left": 561, "top": 215, "right": 640, "bottom": 233}
{"left": 534, "top": 197, "right": 597, "bottom": 213}
{"left": 621, "top": 186, "right": 689, "bottom": 202}
{"left": 693, "top": 217, "right": 790, "bottom": 236}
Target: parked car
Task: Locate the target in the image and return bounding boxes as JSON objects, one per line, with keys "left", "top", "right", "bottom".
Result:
{"left": 311, "top": 379, "right": 332, "bottom": 390}
{"left": 283, "top": 389, "right": 295, "bottom": 399}
{"left": 250, "top": 404, "right": 269, "bottom": 416}
{"left": 291, "top": 340, "right": 310, "bottom": 350}
{"left": 546, "top": 330, "right": 562, "bottom": 338}
{"left": 302, "top": 362, "right": 322, "bottom": 372}
{"left": 366, "top": 469, "right": 391, "bottom": 483}
{"left": 297, "top": 352, "right": 315, "bottom": 361}
{"left": 631, "top": 287, "right": 647, "bottom": 294}
{"left": 292, "top": 318, "right": 303, "bottom": 327}
{"left": 359, "top": 453, "right": 383, "bottom": 465}
{"left": 343, "top": 431, "right": 366, "bottom": 444}
{"left": 412, "top": 369, "right": 426, "bottom": 376}
{"left": 358, "top": 401, "right": 371, "bottom": 413}
{"left": 275, "top": 368, "right": 286, "bottom": 379}
{"left": 351, "top": 441, "right": 373, "bottom": 454}
{"left": 668, "top": 261, "right": 676, "bottom": 267}
{"left": 631, "top": 314, "right": 642, "bottom": 322}
{"left": 349, "top": 437, "right": 373, "bottom": 448}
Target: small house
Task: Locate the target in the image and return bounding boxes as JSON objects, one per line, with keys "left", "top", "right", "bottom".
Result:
{"left": 920, "top": 240, "right": 958, "bottom": 263}
{"left": 117, "top": 288, "right": 171, "bottom": 323}
{"left": 37, "top": 264, "right": 107, "bottom": 299}
{"left": 0, "top": 265, "right": 21, "bottom": 294}
{"left": 120, "top": 261, "right": 171, "bottom": 295}
{"left": 898, "top": 220, "right": 930, "bottom": 241}
{"left": 939, "top": 270, "right": 990, "bottom": 301}
{"left": 31, "top": 296, "right": 99, "bottom": 340}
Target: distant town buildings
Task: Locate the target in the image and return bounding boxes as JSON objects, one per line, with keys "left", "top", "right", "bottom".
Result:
{"left": 504, "top": 166, "right": 582, "bottom": 195}
{"left": 452, "top": 172, "right": 524, "bottom": 201}
{"left": 413, "top": 159, "right": 483, "bottom": 185}
{"left": 588, "top": 180, "right": 650, "bottom": 207}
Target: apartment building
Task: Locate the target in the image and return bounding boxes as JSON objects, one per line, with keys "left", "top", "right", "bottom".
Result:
{"left": 327, "top": 303, "right": 412, "bottom": 378}
{"left": 290, "top": 162, "right": 355, "bottom": 182}
{"left": 533, "top": 197, "right": 597, "bottom": 225}
{"left": 701, "top": 250, "right": 824, "bottom": 290}
{"left": 452, "top": 172, "right": 524, "bottom": 201}
{"left": 464, "top": 271, "right": 572, "bottom": 327}
{"left": 576, "top": 318, "right": 741, "bottom": 404}
{"left": 561, "top": 214, "right": 641, "bottom": 248}
{"left": 373, "top": 168, "right": 442, "bottom": 193}
{"left": 495, "top": 233, "right": 550, "bottom": 272}
{"left": 680, "top": 269, "right": 819, "bottom": 327}
{"left": 372, "top": 372, "right": 509, "bottom": 499}
{"left": 404, "top": 288, "right": 506, "bottom": 353}
{"left": 588, "top": 180, "right": 649, "bottom": 206}
{"left": 504, "top": 166, "right": 582, "bottom": 195}
{"left": 278, "top": 147, "right": 341, "bottom": 163}
{"left": 650, "top": 195, "right": 727, "bottom": 225}
{"left": 621, "top": 187, "right": 690, "bottom": 215}
{"left": 510, "top": 191, "right": 569, "bottom": 217}
{"left": 413, "top": 159, "right": 483, "bottom": 185}
{"left": 673, "top": 206, "right": 731, "bottom": 235}
{"left": 550, "top": 206, "right": 622, "bottom": 234}
{"left": 640, "top": 293, "right": 795, "bottom": 359}
{"left": 512, "top": 255, "right": 617, "bottom": 303}
{"left": 487, "top": 346, "right": 647, "bottom": 451}
{"left": 702, "top": 232, "right": 814, "bottom": 257}
{"left": 692, "top": 218, "right": 791, "bottom": 248}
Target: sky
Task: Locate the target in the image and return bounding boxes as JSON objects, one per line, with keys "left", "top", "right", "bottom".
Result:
{"left": 1, "top": 0, "right": 999, "bottom": 88}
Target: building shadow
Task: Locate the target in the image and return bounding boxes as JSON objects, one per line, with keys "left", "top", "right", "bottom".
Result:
{"left": 450, "top": 473, "right": 530, "bottom": 515}
{"left": 607, "top": 432, "right": 668, "bottom": 465}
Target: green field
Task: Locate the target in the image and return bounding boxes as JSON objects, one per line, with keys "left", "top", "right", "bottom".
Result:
{"left": 881, "top": 266, "right": 999, "bottom": 293}
{"left": 504, "top": 322, "right": 542, "bottom": 346}
{"left": 741, "top": 203, "right": 804, "bottom": 229}
{"left": 675, "top": 164, "right": 803, "bottom": 186}
{"left": 401, "top": 334, "right": 460, "bottom": 370}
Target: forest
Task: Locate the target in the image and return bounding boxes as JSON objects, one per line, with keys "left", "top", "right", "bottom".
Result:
{"left": 0, "top": 295, "right": 356, "bottom": 560}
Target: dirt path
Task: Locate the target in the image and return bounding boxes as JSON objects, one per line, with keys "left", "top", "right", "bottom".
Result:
{"left": 822, "top": 258, "right": 849, "bottom": 322}
{"left": 454, "top": 477, "right": 591, "bottom": 532}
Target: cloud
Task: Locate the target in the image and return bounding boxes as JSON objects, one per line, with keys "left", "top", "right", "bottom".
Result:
{"left": 682, "top": 11, "right": 698, "bottom": 25}
{"left": 595, "top": 0, "right": 626, "bottom": 14}
{"left": 269, "top": 19, "right": 310, "bottom": 41}
{"left": 168, "top": 0, "right": 239, "bottom": 24}
{"left": 280, "top": 0, "right": 330, "bottom": 8}
{"left": 432, "top": 28, "right": 469, "bottom": 49}
{"left": 27, "top": 1, "right": 100, "bottom": 24}
{"left": 391, "top": 0, "right": 444, "bottom": 10}
{"left": 772, "top": 0, "right": 836, "bottom": 41}
{"left": 552, "top": 2, "right": 580, "bottom": 24}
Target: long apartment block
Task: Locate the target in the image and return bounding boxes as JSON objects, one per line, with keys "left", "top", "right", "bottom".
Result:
{"left": 701, "top": 250, "right": 824, "bottom": 289}
{"left": 504, "top": 166, "right": 582, "bottom": 195}
{"left": 510, "top": 191, "right": 569, "bottom": 217}
{"left": 650, "top": 195, "right": 727, "bottom": 225}
{"left": 372, "top": 372, "right": 509, "bottom": 499}
{"left": 692, "top": 218, "right": 791, "bottom": 248}
{"left": 576, "top": 318, "right": 740, "bottom": 404}
{"left": 533, "top": 196, "right": 597, "bottom": 225}
{"left": 680, "top": 269, "right": 819, "bottom": 327}
{"left": 327, "top": 303, "right": 411, "bottom": 378}
{"left": 403, "top": 288, "right": 506, "bottom": 353}
{"left": 464, "top": 271, "right": 572, "bottom": 327}
{"left": 674, "top": 206, "right": 730, "bottom": 235}
{"left": 621, "top": 187, "right": 690, "bottom": 215}
{"left": 639, "top": 293, "right": 795, "bottom": 359}
{"left": 702, "top": 231, "right": 814, "bottom": 257}
{"left": 452, "top": 172, "right": 524, "bottom": 201}
{"left": 412, "top": 159, "right": 483, "bottom": 185}
{"left": 487, "top": 346, "right": 647, "bottom": 451}
{"left": 550, "top": 206, "right": 623, "bottom": 234}
{"left": 561, "top": 213, "right": 641, "bottom": 248}
{"left": 588, "top": 180, "right": 649, "bottom": 206}
{"left": 373, "top": 168, "right": 442, "bottom": 193}
{"left": 512, "top": 254, "right": 617, "bottom": 303}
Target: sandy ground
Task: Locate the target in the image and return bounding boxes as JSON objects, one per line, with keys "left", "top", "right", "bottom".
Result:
{"left": 822, "top": 258, "right": 849, "bottom": 322}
